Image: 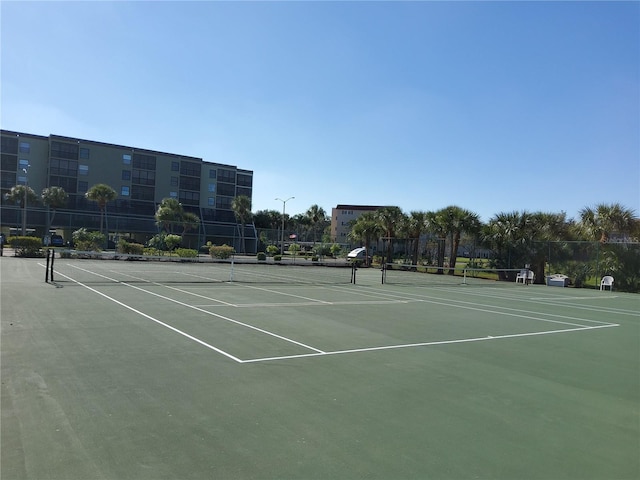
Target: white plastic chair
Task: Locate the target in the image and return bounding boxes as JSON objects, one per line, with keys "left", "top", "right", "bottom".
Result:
{"left": 600, "top": 276, "right": 614, "bottom": 291}
{"left": 515, "top": 269, "right": 534, "bottom": 284}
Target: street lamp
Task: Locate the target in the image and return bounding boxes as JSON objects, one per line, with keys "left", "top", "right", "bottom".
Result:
{"left": 275, "top": 196, "right": 294, "bottom": 255}
{"left": 21, "top": 165, "right": 30, "bottom": 236}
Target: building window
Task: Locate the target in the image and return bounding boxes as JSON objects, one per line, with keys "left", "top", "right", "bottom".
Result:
{"left": 209, "top": 169, "right": 216, "bottom": 179}
{"left": 133, "top": 153, "right": 156, "bottom": 170}
{"left": 122, "top": 170, "right": 131, "bottom": 180}
{"left": 79, "top": 147, "right": 90, "bottom": 159}
{"left": 170, "top": 191, "right": 177, "bottom": 198}
{"left": 171, "top": 161, "right": 179, "bottom": 172}
{"left": 132, "top": 169, "right": 155, "bottom": 186}
{"left": 17, "top": 175, "right": 27, "bottom": 185}
{"left": 121, "top": 186, "right": 130, "bottom": 196}
{"left": 19, "top": 141, "right": 30, "bottom": 154}
{"left": 208, "top": 197, "right": 215, "bottom": 206}
{"left": 78, "top": 165, "right": 89, "bottom": 175}
{"left": 180, "top": 161, "right": 200, "bottom": 177}
{"left": 51, "top": 141, "right": 78, "bottom": 160}
{"left": 78, "top": 181, "right": 88, "bottom": 193}
{"left": 123, "top": 154, "right": 131, "bottom": 165}
{"left": 179, "top": 176, "right": 199, "bottom": 190}
{"left": 171, "top": 176, "right": 178, "bottom": 186}
{"left": 217, "top": 168, "right": 236, "bottom": 183}
{"left": 18, "top": 159, "right": 29, "bottom": 170}
{"left": 208, "top": 183, "right": 215, "bottom": 192}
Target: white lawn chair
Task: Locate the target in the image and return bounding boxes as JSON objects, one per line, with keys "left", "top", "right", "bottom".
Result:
{"left": 515, "top": 269, "right": 534, "bottom": 284}
{"left": 600, "top": 276, "right": 614, "bottom": 291}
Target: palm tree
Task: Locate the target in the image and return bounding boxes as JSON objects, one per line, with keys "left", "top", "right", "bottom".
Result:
{"left": 85, "top": 184, "right": 117, "bottom": 240}
{"left": 41, "top": 186, "right": 69, "bottom": 233}
{"left": 424, "top": 210, "right": 448, "bottom": 271}
{"left": 406, "top": 211, "right": 428, "bottom": 265}
{"left": 375, "top": 206, "right": 405, "bottom": 263}
{"left": 439, "top": 206, "right": 481, "bottom": 273}
{"left": 305, "top": 204, "right": 327, "bottom": 244}
{"left": 577, "top": 203, "right": 637, "bottom": 243}
{"left": 4, "top": 184, "right": 39, "bottom": 235}
{"left": 181, "top": 211, "right": 201, "bottom": 248}
{"left": 232, "top": 195, "right": 252, "bottom": 254}
{"left": 155, "top": 198, "right": 184, "bottom": 233}
{"left": 347, "top": 212, "right": 382, "bottom": 266}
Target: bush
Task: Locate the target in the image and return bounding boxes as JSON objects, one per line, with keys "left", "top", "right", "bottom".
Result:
{"left": 312, "top": 255, "right": 319, "bottom": 262}
{"left": 209, "top": 244, "right": 234, "bottom": 259}
{"left": 72, "top": 228, "right": 105, "bottom": 252}
{"left": 8, "top": 236, "right": 43, "bottom": 257}
{"left": 175, "top": 248, "right": 198, "bottom": 258}
{"left": 274, "top": 254, "right": 282, "bottom": 262}
{"left": 257, "top": 252, "right": 266, "bottom": 261}
{"left": 266, "top": 244, "right": 279, "bottom": 256}
{"left": 118, "top": 238, "right": 144, "bottom": 255}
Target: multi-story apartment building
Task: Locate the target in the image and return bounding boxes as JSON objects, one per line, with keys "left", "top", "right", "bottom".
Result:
{"left": 0, "top": 130, "right": 256, "bottom": 251}
{"left": 331, "top": 204, "right": 386, "bottom": 246}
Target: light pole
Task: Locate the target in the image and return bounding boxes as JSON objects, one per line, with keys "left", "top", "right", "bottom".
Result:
{"left": 275, "top": 196, "right": 294, "bottom": 255}
{"left": 21, "top": 165, "right": 30, "bottom": 236}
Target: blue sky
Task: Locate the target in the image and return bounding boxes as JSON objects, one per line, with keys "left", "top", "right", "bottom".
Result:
{"left": 2, "top": 1, "right": 638, "bottom": 222}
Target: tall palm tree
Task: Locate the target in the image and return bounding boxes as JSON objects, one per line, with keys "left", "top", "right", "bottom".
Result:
{"left": 439, "top": 206, "right": 481, "bottom": 273}
{"left": 41, "top": 186, "right": 69, "bottom": 233}
{"left": 232, "top": 195, "right": 252, "bottom": 254}
{"left": 85, "top": 183, "right": 117, "bottom": 237}
{"left": 578, "top": 203, "right": 637, "bottom": 243}
{"left": 424, "top": 210, "right": 448, "bottom": 271}
{"left": 375, "top": 206, "right": 405, "bottom": 263}
{"left": 347, "top": 212, "right": 381, "bottom": 266}
{"left": 406, "top": 211, "right": 428, "bottom": 265}
{"left": 155, "top": 198, "right": 184, "bottom": 233}
{"left": 5, "top": 184, "right": 39, "bottom": 235}
{"left": 305, "top": 204, "right": 327, "bottom": 244}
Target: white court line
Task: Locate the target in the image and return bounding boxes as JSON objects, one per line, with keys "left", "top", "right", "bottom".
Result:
{"left": 354, "top": 285, "right": 623, "bottom": 326}
{"left": 52, "top": 270, "right": 244, "bottom": 363}
{"left": 241, "top": 324, "right": 619, "bottom": 363}
{"left": 55, "top": 263, "right": 623, "bottom": 365}
{"left": 64, "top": 264, "right": 326, "bottom": 355}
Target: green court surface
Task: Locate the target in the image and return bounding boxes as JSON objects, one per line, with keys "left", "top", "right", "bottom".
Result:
{"left": 2, "top": 256, "right": 639, "bottom": 479}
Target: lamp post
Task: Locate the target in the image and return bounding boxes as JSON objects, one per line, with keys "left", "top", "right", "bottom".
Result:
{"left": 21, "top": 165, "right": 30, "bottom": 236}
{"left": 275, "top": 196, "right": 294, "bottom": 255}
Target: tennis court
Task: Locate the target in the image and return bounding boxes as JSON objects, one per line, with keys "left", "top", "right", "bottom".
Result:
{"left": 2, "top": 255, "right": 639, "bottom": 479}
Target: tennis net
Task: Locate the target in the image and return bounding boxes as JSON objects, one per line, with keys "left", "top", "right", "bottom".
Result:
{"left": 47, "top": 251, "right": 356, "bottom": 286}
{"left": 381, "top": 263, "right": 526, "bottom": 286}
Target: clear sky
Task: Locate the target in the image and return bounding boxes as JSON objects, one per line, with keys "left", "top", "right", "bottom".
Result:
{"left": 2, "top": 1, "right": 638, "bottom": 222}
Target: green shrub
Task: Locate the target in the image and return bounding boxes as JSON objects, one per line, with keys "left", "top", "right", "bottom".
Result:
{"left": 118, "top": 238, "right": 144, "bottom": 255}
{"left": 72, "top": 228, "right": 105, "bottom": 251}
{"left": 210, "top": 244, "right": 235, "bottom": 259}
{"left": 312, "top": 255, "right": 319, "bottom": 262}
{"left": 257, "top": 252, "right": 267, "bottom": 261}
{"left": 274, "top": 254, "right": 282, "bottom": 262}
{"left": 165, "top": 234, "right": 182, "bottom": 251}
{"left": 8, "top": 236, "right": 43, "bottom": 257}
{"left": 266, "top": 245, "right": 279, "bottom": 256}
{"left": 175, "top": 248, "right": 198, "bottom": 258}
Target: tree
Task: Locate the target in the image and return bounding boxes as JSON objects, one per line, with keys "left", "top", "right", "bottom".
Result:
{"left": 232, "top": 195, "right": 252, "bottom": 254}
{"left": 304, "top": 204, "right": 327, "bottom": 243}
{"left": 406, "top": 211, "right": 428, "bottom": 266}
{"left": 424, "top": 210, "right": 448, "bottom": 271}
{"left": 41, "top": 186, "right": 69, "bottom": 233}
{"left": 348, "top": 212, "right": 382, "bottom": 267}
{"left": 85, "top": 183, "right": 117, "bottom": 240}
{"left": 577, "top": 203, "right": 637, "bottom": 243}
{"left": 4, "top": 185, "right": 39, "bottom": 235}
{"left": 439, "top": 206, "right": 481, "bottom": 273}
{"left": 155, "top": 198, "right": 184, "bottom": 233}
{"left": 375, "top": 206, "right": 405, "bottom": 263}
